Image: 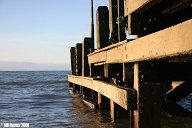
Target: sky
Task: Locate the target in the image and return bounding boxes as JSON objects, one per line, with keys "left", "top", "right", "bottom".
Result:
{"left": 0, "top": 0, "right": 109, "bottom": 70}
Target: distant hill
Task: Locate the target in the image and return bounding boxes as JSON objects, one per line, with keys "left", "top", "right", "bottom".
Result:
{"left": 0, "top": 61, "right": 70, "bottom": 71}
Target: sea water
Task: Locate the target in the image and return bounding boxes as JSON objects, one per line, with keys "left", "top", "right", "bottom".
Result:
{"left": 0, "top": 71, "right": 191, "bottom": 128}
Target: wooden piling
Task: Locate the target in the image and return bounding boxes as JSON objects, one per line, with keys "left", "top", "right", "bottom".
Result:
{"left": 70, "top": 47, "right": 75, "bottom": 75}
{"left": 132, "top": 63, "right": 162, "bottom": 128}
{"left": 110, "top": 99, "right": 115, "bottom": 120}
{"left": 75, "top": 43, "right": 82, "bottom": 76}
{"left": 109, "top": 0, "right": 118, "bottom": 43}
{"left": 117, "top": 0, "right": 125, "bottom": 42}
{"left": 110, "top": 99, "right": 130, "bottom": 120}
{"left": 96, "top": 6, "right": 109, "bottom": 49}
{"left": 98, "top": 93, "right": 110, "bottom": 110}
{"left": 68, "top": 1, "right": 192, "bottom": 127}
{"left": 82, "top": 37, "right": 94, "bottom": 76}
{"left": 109, "top": 0, "right": 125, "bottom": 44}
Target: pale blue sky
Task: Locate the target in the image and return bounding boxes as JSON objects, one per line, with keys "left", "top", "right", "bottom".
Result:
{"left": 0, "top": 0, "right": 108, "bottom": 66}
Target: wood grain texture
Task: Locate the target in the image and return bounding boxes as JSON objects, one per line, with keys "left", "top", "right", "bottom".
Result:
{"left": 88, "top": 19, "right": 192, "bottom": 64}
{"left": 68, "top": 75, "right": 136, "bottom": 110}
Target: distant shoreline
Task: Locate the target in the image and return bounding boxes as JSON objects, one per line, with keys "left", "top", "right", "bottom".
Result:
{"left": 0, "top": 61, "right": 70, "bottom": 71}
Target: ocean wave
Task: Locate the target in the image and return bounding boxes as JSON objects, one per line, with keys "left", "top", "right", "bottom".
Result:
{"left": 0, "top": 80, "right": 68, "bottom": 86}
{"left": 0, "top": 81, "right": 29, "bottom": 86}
{"left": 43, "top": 80, "right": 68, "bottom": 84}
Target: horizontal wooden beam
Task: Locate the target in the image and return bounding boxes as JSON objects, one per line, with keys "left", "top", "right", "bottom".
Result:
{"left": 68, "top": 75, "right": 136, "bottom": 110}
{"left": 88, "top": 19, "right": 192, "bottom": 64}
{"left": 83, "top": 100, "right": 99, "bottom": 110}
{"left": 166, "top": 81, "right": 192, "bottom": 102}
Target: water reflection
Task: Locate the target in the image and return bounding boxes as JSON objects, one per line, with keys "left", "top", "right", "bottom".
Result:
{"left": 70, "top": 94, "right": 192, "bottom": 128}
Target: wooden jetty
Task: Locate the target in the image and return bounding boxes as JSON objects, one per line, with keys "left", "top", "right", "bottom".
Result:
{"left": 68, "top": 0, "right": 192, "bottom": 127}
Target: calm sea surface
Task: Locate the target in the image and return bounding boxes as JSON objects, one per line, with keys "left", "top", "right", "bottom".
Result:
{"left": 0, "top": 71, "right": 191, "bottom": 128}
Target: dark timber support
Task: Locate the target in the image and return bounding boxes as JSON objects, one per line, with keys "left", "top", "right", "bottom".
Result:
{"left": 108, "top": 64, "right": 123, "bottom": 85}
{"left": 75, "top": 43, "right": 82, "bottom": 76}
{"left": 123, "top": 63, "right": 134, "bottom": 87}
{"left": 128, "top": 3, "right": 192, "bottom": 35}
{"left": 70, "top": 47, "right": 75, "bottom": 75}
{"left": 69, "top": 1, "right": 192, "bottom": 127}
{"left": 132, "top": 63, "right": 162, "bottom": 128}
{"left": 117, "top": 0, "right": 126, "bottom": 42}
{"left": 73, "top": 44, "right": 82, "bottom": 94}
{"left": 109, "top": 0, "right": 126, "bottom": 44}
{"left": 90, "top": 64, "right": 104, "bottom": 78}
{"left": 104, "top": 64, "right": 109, "bottom": 80}
{"left": 103, "top": 64, "right": 130, "bottom": 120}
{"left": 110, "top": 99, "right": 130, "bottom": 120}
{"left": 96, "top": 6, "right": 109, "bottom": 49}
{"left": 69, "top": 82, "right": 73, "bottom": 88}
{"left": 82, "top": 38, "right": 94, "bottom": 102}
{"left": 98, "top": 93, "right": 110, "bottom": 110}
{"left": 162, "top": 98, "right": 192, "bottom": 117}
{"left": 167, "top": 81, "right": 192, "bottom": 102}
{"left": 73, "top": 84, "right": 80, "bottom": 94}
{"left": 109, "top": 0, "right": 118, "bottom": 44}
{"left": 82, "top": 37, "right": 94, "bottom": 76}
{"left": 162, "top": 81, "right": 192, "bottom": 117}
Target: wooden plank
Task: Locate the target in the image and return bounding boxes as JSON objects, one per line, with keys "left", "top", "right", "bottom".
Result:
{"left": 162, "top": 99, "right": 192, "bottom": 117}
{"left": 88, "top": 19, "right": 192, "bottom": 64}
{"left": 88, "top": 50, "right": 106, "bottom": 64}
{"left": 68, "top": 75, "right": 136, "bottom": 110}
{"left": 167, "top": 81, "right": 192, "bottom": 102}
{"left": 123, "top": 63, "right": 133, "bottom": 82}
{"left": 83, "top": 100, "right": 99, "bottom": 110}
{"left": 88, "top": 40, "right": 127, "bottom": 64}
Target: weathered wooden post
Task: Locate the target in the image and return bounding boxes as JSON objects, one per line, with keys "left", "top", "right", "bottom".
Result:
{"left": 73, "top": 43, "right": 82, "bottom": 93}
{"left": 75, "top": 43, "right": 82, "bottom": 76}
{"left": 117, "top": 0, "right": 125, "bottom": 42}
{"left": 97, "top": 93, "right": 110, "bottom": 110}
{"left": 69, "top": 47, "right": 75, "bottom": 88}
{"left": 96, "top": 6, "right": 109, "bottom": 49}
{"left": 109, "top": 0, "right": 118, "bottom": 44}
{"left": 70, "top": 47, "right": 76, "bottom": 75}
{"left": 110, "top": 100, "right": 129, "bottom": 120}
{"left": 82, "top": 38, "right": 94, "bottom": 76}
{"left": 82, "top": 37, "right": 94, "bottom": 100}
{"left": 132, "top": 62, "right": 162, "bottom": 128}
{"left": 109, "top": 0, "right": 125, "bottom": 44}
